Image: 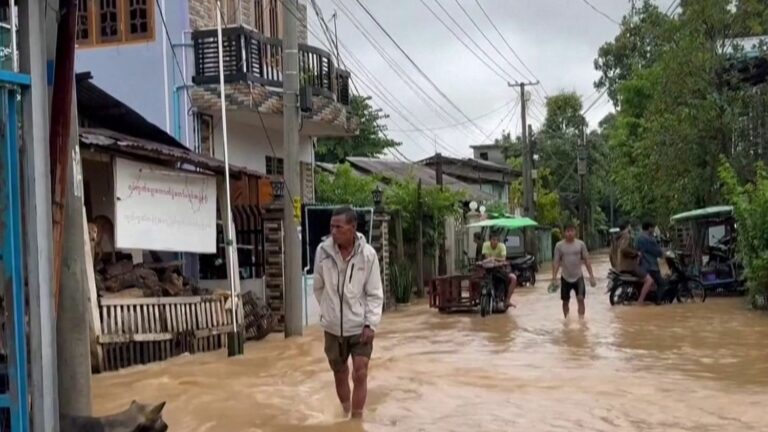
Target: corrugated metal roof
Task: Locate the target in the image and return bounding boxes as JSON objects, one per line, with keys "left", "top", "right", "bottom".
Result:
{"left": 76, "top": 72, "right": 185, "bottom": 149}
{"left": 418, "top": 154, "right": 520, "bottom": 176}
{"left": 346, "top": 157, "right": 495, "bottom": 201}
{"left": 80, "top": 128, "right": 263, "bottom": 178}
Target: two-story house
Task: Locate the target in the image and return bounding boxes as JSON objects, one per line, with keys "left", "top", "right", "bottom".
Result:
{"left": 75, "top": 0, "right": 355, "bottom": 326}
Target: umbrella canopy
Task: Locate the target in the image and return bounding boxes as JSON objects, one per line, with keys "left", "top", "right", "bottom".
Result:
{"left": 671, "top": 205, "right": 734, "bottom": 223}
{"left": 467, "top": 217, "right": 539, "bottom": 230}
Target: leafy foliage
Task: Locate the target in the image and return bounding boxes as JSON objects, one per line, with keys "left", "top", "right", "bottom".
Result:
{"left": 315, "top": 164, "right": 378, "bottom": 207}
{"left": 719, "top": 159, "right": 768, "bottom": 307}
{"left": 390, "top": 259, "right": 415, "bottom": 304}
{"left": 384, "top": 178, "right": 465, "bottom": 256}
{"left": 315, "top": 96, "right": 401, "bottom": 163}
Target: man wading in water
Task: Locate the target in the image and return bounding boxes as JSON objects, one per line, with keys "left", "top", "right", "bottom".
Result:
{"left": 313, "top": 206, "right": 384, "bottom": 419}
{"left": 552, "top": 223, "right": 596, "bottom": 319}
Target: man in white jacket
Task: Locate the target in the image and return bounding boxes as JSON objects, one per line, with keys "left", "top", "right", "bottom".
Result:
{"left": 313, "top": 206, "right": 384, "bottom": 419}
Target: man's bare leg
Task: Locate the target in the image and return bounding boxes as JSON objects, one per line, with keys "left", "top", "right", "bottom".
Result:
{"left": 577, "top": 297, "right": 586, "bottom": 319}
{"left": 350, "top": 356, "right": 369, "bottom": 419}
{"left": 333, "top": 364, "right": 351, "bottom": 415}
{"left": 636, "top": 275, "right": 654, "bottom": 304}
{"left": 506, "top": 274, "right": 517, "bottom": 307}
{"left": 562, "top": 299, "right": 569, "bottom": 319}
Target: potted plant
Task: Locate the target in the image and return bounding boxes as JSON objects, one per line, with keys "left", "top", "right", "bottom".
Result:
{"left": 390, "top": 259, "right": 415, "bottom": 306}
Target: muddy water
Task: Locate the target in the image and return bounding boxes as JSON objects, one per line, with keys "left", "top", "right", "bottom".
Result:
{"left": 93, "top": 254, "right": 768, "bottom": 431}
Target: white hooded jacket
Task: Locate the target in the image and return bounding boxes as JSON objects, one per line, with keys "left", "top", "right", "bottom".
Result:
{"left": 313, "top": 233, "right": 383, "bottom": 337}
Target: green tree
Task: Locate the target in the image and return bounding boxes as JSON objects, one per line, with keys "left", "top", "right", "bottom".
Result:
{"left": 315, "top": 164, "right": 378, "bottom": 206}
{"left": 384, "top": 179, "right": 465, "bottom": 256}
{"left": 315, "top": 95, "right": 401, "bottom": 163}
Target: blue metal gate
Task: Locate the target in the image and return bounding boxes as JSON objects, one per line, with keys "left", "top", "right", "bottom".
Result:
{"left": 0, "top": 71, "right": 32, "bottom": 432}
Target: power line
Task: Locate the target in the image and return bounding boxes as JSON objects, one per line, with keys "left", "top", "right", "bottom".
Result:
{"left": 452, "top": 0, "right": 529, "bottom": 83}
{"left": 156, "top": 3, "right": 194, "bottom": 114}
{"left": 387, "top": 100, "right": 514, "bottom": 133}
{"left": 580, "top": 0, "right": 621, "bottom": 26}
{"left": 665, "top": 0, "right": 680, "bottom": 16}
{"left": 417, "top": 0, "right": 512, "bottom": 83}
{"left": 354, "top": 0, "right": 495, "bottom": 142}
{"left": 473, "top": 0, "right": 549, "bottom": 98}
{"left": 430, "top": 0, "right": 519, "bottom": 82}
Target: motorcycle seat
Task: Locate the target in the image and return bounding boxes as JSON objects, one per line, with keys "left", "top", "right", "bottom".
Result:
{"left": 609, "top": 268, "right": 641, "bottom": 283}
{"left": 509, "top": 255, "right": 534, "bottom": 266}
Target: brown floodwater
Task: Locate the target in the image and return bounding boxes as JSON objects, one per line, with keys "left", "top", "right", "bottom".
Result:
{"left": 93, "top": 254, "right": 768, "bottom": 431}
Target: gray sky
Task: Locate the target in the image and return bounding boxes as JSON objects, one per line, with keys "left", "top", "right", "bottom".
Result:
{"left": 309, "top": 0, "right": 676, "bottom": 160}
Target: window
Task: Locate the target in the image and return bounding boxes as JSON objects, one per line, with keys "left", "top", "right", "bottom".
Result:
{"left": 195, "top": 113, "right": 214, "bottom": 156}
{"left": 76, "top": 0, "right": 155, "bottom": 47}
{"left": 265, "top": 156, "right": 284, "bottom": 176}
{"left": 479, "top": 152, "right": 489, "bottom": 161}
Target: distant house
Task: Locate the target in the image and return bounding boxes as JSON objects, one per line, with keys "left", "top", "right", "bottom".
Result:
{"left": 418, "top": 154, "right": 519, "bottom": 205}
{"left": 470, "top": 143, "right": 507, "bottom": 165}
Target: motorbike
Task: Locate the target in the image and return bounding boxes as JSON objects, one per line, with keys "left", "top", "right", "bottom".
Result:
{"left": 477, "top": 260, "right": 510, "bottom": 317}
{"left": 508, "top": 254, "right": 537, "bottom": 286}
{"left": 606, "top": 251, "right": 707, "bottom": 306}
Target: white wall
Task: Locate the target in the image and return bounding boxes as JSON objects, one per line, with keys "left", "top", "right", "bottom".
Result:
{"left": 213, "top": 118, "right": 314, "bottom": 172}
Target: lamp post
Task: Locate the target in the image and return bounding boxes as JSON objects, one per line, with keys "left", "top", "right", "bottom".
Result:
{"left": 271, "top": 178, "right": 285, "bottom": 201}
{"left": 371, "top": 185, "right": 383, "bottom": 209}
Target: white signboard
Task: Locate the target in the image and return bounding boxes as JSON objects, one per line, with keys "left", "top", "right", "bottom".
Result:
{"left": 114, "top": 158, "right": 217, "bottom": 253}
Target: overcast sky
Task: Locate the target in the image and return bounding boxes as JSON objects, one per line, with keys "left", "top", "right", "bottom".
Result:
{"left": 309, "top": 0, "right": 676, "bottom": 161}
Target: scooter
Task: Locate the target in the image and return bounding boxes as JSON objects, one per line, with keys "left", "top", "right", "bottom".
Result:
{"left": 606, "top": 251, "right": 706, "bottom": 306}
{"left": 509, "top": 254, "right": 537, "bottom": 286}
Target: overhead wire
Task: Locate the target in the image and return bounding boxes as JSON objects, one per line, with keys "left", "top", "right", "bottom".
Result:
{"left": 580, "top": 0, "right": 621, "bottom": 26}
{"left": 473, "top": 0, "right": 549, "bottom": 97}
{"left": 354, "top": 0, "right": 496, "bottom": 142}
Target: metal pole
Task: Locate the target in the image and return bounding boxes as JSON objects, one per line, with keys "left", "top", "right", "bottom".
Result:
{"left": 509, "top": 81, "right": 538, "bottom": 219}
{"left": 19, "top": 0, "right": 60, "bottom": 427}
{"left": 283, "top": 0, "right": 303, "bottom": 337}
{"left": 215, "top": 1, "right": 239, "bottom": 337}
{"left": 9, "top": 0, "right": 16, "bottom": 72}
{"left": 416, "top": 179, "right": 424, "bottom": 297}
{"left": 435, "top": 153, "right": 446, "bottom": 275}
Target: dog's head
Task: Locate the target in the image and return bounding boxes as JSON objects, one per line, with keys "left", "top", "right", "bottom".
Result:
{"left": 128, "top": 400, "right": 168, "bottom": 432}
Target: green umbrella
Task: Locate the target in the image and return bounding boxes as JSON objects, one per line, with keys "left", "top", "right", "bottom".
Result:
{"left": 467, "top": 217, "right": 539, "bottom": 229}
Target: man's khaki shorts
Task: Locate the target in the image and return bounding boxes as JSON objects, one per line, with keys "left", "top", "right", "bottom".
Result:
{"left": 324, "top": 331, "right": 373, "bottom": 372}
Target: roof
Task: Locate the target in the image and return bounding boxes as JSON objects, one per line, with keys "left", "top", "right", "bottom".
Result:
{"left": 345, "top": 157, "right": 495, "bottom": 201}
{"left": 76, "top": 72, "right": 185, "bottom": 149}
{"left": 723, "top": 36, "right": 768, "bottom": 59}
{"left": 670, "top": 206, "right": 734, "bottom": 223}
{"left": 418, "top": 155, "right": 520, "bottom": 184}
{"left": 80, "top": 128, "right": 263, "bottom": 178}
{"left": 470, "top": 143, "right": 503, "bottom": 150}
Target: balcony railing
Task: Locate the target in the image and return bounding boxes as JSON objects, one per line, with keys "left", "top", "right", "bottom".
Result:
{"left": 192, "top": 26, "right": 351, "bottom": 106}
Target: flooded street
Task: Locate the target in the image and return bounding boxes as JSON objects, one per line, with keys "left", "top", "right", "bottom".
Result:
{"left": 93, "top": 253, "right": 768, "bottom": 431}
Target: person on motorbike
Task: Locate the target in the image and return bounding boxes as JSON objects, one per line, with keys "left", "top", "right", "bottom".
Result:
{"left": 636, "top": 221, "right": 665, "bottom": 303}
{"left": 614, "top": 222, "right": 656, "bottom": 305}
{"left": 482, "top": 232, "right": 517, "bottom": 308}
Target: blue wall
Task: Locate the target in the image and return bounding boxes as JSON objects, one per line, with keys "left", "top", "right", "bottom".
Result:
{"left": 75, "top": 1, "right": 191, "bottom": 145}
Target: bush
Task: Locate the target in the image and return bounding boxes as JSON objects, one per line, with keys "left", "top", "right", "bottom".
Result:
{"left": 390, "top": 259, "right": 415, "bottom": 304}
{"left": 719, "top": 159, "right": 768, "bottom": 307}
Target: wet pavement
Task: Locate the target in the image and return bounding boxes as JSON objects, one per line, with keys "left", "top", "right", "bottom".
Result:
{"left": 92, "top": 253, "right": 768, "bottom": 431}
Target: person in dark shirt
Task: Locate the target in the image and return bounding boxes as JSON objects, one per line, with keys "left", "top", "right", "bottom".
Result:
{"left": 635, "top": 221, "right": 664, "bottom": 303}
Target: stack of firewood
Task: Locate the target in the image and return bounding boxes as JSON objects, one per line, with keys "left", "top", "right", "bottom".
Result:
{"left": 95, "top": 259, "right": 205, "bottom": 298}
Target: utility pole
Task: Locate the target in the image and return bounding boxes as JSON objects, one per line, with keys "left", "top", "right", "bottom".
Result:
{"left": 509, "top": 81, "right": 538, "bottom": 219}
{"left": 283, "top": 0, "right": 303, "bottom": 337}
{"left": 20, "top": 0, "right": 60, "bottom": 428}
{"left": 434, "top": 153, "right": 446, "bottom": 275}
{"left": 416, "top": 179, "right": 424, "bottom": 297}
{"left": 578, "top": 125, "right": 588, "bottom": 241}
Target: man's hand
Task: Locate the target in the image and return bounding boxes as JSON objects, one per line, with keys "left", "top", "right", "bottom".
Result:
{"left": 589, "top": 276, "right": 597, "bottom": 287}
{"left": 360, "top": 326, "right": 375, "bottom": 344}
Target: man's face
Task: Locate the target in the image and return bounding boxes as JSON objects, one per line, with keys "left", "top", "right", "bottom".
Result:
{"left": 490, "top": 237, "right": 499, "bottom": 248}
{"left": 565, "top": 227, "right": 576, "bottom": 241}
{"left": 330, "top": 215, "right": 356, "bottom": 247}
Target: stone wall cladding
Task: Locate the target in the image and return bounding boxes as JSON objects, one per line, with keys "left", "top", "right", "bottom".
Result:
{"left": 189, "top": 0, "right": 214, "bottom": 30}
{"left": 298, "top": 3, "right": 308, "bottom": 44}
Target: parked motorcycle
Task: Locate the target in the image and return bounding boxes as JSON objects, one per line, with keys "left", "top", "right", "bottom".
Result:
{"left": 606, "top": 251, "right": 707, "bottom": 306}
{"left": 509, "top": 254, "right": 537, "bottom": 287}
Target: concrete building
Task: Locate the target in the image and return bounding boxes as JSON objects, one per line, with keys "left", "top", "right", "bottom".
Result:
{"left": 470, "top": 143, "right": 507, "bottom": 165}
{"left": 75, "top": 0, "right": 355, "bottom": 326}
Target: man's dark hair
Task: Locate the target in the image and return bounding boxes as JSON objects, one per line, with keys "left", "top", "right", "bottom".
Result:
{"left": 642, "top": 221, "right": 656, "bottom": 231}
{"left": 332, "top": 206, "right": 357, "bottom": 225}
{"left": 490, "top": 231, "right": 500, "bottom": 240}
{"left": 618, "top": 220, "right": 630, "bottom": 231}
{"left": 564, "top": 222, "right": 576, "bottom": 231}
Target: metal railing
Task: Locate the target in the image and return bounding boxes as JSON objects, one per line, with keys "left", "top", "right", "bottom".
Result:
{"left": 192, "top": 26, "right": 351, "bottom": 105}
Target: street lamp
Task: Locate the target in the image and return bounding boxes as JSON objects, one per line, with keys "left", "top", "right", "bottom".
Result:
{"left": 271, "top": 178, "right": 285, "bottom": 200}
{"left": 371, "top": 185, "right": 383, "bottom": 207}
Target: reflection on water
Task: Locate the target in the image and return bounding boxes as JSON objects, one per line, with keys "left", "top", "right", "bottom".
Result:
{"left": 93, "top": 254, "right": 768, "bottom": 431}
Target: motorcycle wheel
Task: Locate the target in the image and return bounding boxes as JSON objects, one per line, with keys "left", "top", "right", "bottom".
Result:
{"left": 480, "top": 285, "right": 491, "bottom": 317}
{"left": 529, "top": 271, "right": 536, "bottom": 287}
{"left": 609, "top": 284, "right": 629, "bottom": 306}
{"left": 677, "top": 280, "right": 707, "bottom": 303}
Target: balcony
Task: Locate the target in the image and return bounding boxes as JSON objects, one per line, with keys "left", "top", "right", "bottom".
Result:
{"left": 192, "top": 26, "right": 351, "bottom": 106}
